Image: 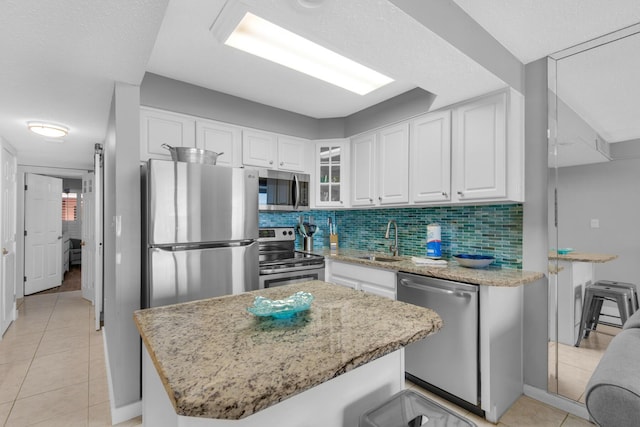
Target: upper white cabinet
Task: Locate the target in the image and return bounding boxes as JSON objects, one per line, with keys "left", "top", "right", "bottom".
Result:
{"left": 351, "top": 123, "right": 409, "bottom": 207}
{"left": 452, "top": 92, "right": 506, "bottom": 201}
{"left": 350, "top": 132, "right": 377, "bottom": 207}
{"left": 314, "top": 139, "right": 349, "bottom": 208}
{"left": 277, "top": 135, "right": 309, "bottom": 172}
{"left": 243, "top": 130, "right": 309, "bottom": 173}
{"left": 377, "top": 123, "right": 410, "bottom": 205}
{"left": 451, "top": 89, "right": 524, "bottom": 203}
{"left": 140, "top": 107, "right": 195, "bottom": 160}
{"left": 242, "top": 130, "right": 277, "bottom": 169}
{"left": 196, "top": 119, "right": 242, "bottom": 167}
{"left": 410, "top": 110, "right": 452, "bottom": 204}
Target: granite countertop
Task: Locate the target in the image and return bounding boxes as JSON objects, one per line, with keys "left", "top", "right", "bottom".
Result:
{"left": 134, "top": 281, "right": 442, "bottom": 420}
{"left": 548, "top": 251, "right": 618, "bottom": 263}
{"left": 314, "top": 249, "right": 544, "bottom": 287}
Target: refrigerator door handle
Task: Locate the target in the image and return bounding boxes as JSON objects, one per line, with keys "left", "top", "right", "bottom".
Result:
{"left": 152, "top": 240, "right": 257, "bottom": 252}
{"left": 293, "top": 174, "right": 300, "bottom": 210}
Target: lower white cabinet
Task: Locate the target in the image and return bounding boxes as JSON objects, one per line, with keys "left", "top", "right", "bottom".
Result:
{"left": 325, "top": 259, "right": 396, "bottom": 300}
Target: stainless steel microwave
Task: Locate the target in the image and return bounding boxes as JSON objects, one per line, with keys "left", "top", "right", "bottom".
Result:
{"left": 258, "top": 169, "right": 310, "bottom": 211}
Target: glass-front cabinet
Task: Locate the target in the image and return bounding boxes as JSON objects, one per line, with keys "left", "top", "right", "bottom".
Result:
{"left": 314, "top": 139, "right": 349, "bottom": 208}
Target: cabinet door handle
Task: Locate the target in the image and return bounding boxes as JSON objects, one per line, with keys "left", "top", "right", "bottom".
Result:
{"left": 340, "top": 200, "right": 343, "bottom": 204}
{"left": 442, "top": 192, "right": 448, "bottom": 197}
{"left": 457, "top": 191, "right": 464, "bottom": 197}
{"left": 280, "top": 161, "right": 284, "bottom": 166}
{"left": 369, "top": 198, "right": 373, "bottom": 203}
{"left": 378, "top": 196, "right": 382, "bottom": 201}
{"left": 269, "top": 160, "right": 274, "bottom": 165}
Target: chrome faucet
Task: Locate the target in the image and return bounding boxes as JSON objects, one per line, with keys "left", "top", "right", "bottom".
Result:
{"left": 385, "top": 220, "right": 398, "bottom": 256}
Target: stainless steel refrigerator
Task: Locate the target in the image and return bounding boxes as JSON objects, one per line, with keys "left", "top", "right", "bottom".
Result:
{"left": 142, "top": 159, "right": 259, "bottom": 308}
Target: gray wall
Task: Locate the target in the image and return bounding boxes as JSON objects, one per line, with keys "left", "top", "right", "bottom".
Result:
{"left": 554, "top": 158, "right": 640, "bottom": 283}
{"left": 140, "top": 73, "right": 435, "bottom": 139}
{"left": 522, "top": 58, "right": 549, "bottom": 390}
{"left": 104, "top": 82, "right": 142, "bottom": 408}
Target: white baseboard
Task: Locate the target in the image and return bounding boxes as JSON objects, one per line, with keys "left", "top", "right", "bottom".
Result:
{"left": 102, "top": 327, "right": 142, "bottom": 425}
{"left": 523, "top": 385, "right": 590, "bottom": 420}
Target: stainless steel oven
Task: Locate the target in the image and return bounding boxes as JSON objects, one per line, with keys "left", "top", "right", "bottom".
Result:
{"left": 258, "top": 227, "right": 324, "bottom": 288}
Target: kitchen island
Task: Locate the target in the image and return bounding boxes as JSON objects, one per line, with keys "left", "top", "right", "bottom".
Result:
{"left": 134, "top": 281, "right": 442, "bottom": 427}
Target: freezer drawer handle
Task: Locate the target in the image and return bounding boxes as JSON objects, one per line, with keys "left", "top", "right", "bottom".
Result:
{"left": 399, "top": 278, "right": 472, "bottom": 299}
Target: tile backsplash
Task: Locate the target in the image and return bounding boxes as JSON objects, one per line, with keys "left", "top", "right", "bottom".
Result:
{"left": 259, "top": 204, "right": 523, "bottom": 269}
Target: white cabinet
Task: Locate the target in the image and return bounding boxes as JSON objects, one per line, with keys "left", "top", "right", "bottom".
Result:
{"left": 350, "top": 123, "right": 409, "bottom": 207}
{"left": 350, "top": 132, "right": 376, "bottom": 207}
{"left": 196, "top": 119, "right": 242, "bottom": 167}
{"left": 277, "top": 135, "right": 308, "bottom": 172}
{"left": 314, "top": 139, "right": 349, "bottom": 208}
{"left": 243, "top": 130, "right": 309, "bottom": 173}
{"left": 242, "top": 130, "right": 277, "bottom": 168}
{"left": 451, "top": 89, "right": 524, "bottom": 203}
{"left": 140, "top": 107, "right": 196, "bottom": 160}
{"left": 377, "top": 123, "right": 410, "bottom": 205}
{"left": 326, "top": 260, "right": 396, "bottom": 300}
{"left": 410, "top": 110, "right": 452, "bottom": 204}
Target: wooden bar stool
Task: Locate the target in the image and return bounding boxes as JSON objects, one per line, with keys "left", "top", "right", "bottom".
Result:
{"left": 575, "top": 282, "right": 637, "bottom": 347}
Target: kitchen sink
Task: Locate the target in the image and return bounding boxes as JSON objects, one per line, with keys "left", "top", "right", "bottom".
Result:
{"left": 356, "top": 255, "right": 401, "bottom": 263}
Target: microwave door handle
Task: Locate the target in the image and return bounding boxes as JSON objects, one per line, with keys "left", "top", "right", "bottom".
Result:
{"left": 293, "top": 174, "right": 300, "bottom": 209}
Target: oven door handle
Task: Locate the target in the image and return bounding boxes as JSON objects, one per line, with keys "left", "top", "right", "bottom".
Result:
{"left": 260, "top": 264, "right": 324, "bottom": 275}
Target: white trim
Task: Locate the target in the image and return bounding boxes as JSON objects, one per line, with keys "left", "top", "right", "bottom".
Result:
{"left": 103, "top": 327, "right": 143, "bottom": 424}
{"left": 523, "top": 384, "right": 590, "bottom": 421}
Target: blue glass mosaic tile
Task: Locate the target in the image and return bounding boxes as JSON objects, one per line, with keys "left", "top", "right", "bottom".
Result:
{"left": 259, "top": 204, "right": 523, "bottom": 269}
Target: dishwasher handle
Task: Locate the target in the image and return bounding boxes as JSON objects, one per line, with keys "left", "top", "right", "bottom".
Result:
{"left": 399, "top": 277, "right": 474, "bottom": 299}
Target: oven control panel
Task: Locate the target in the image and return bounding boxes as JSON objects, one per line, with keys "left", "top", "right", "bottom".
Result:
{"left": 258, "top": 227, "right": 296, "bottom": 242}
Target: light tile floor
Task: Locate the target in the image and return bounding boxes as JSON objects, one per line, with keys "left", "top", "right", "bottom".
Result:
{"left": 549, "top": 324, "right": 618, "bottom": 403}
{"left": 0, "top": 290, "right": 141, "bottom": 426}
{"left": 1, "top": 289, "right": 594, "bottom": 426}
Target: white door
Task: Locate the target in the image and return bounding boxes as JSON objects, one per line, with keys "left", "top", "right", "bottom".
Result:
{"left": 81, "top": 173, "right": 95, "bottom": 303}
{"left": 94, "top": 149, "right": 103, "bottom": 331}
{"left": 24, "top": 174, "right": 62, "bottom": 295}
{"left": 1, "top": 148, "right": 17, "bottom": 336}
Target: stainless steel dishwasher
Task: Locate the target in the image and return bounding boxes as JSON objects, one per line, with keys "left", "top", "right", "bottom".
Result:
{"left": 397, "top": 272, "right": 481, "bottom": 415}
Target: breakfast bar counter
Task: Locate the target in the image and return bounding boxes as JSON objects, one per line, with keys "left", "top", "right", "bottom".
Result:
{"left": 134, "top": 281, "right": 442, "bottom": 426}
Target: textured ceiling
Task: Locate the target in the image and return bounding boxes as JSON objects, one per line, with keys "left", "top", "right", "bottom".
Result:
{"left": 3, "top": 0, "right": 640, "bottom": 170}
{"left": 147, "top": 0, "right": 506, "bottom": 118}
{"left": 0, "top": 0, "right": 168, "bottom": 169}
{"left": 451, "top": 0, "right": 640, "bottom": 64}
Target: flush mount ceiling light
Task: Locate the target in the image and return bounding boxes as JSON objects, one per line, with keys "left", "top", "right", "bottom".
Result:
{"left": 224, "top": 12, "right": 394, "bottom": 95}
{"left": 27, "top": 122, "right": 69, "bottom": 138}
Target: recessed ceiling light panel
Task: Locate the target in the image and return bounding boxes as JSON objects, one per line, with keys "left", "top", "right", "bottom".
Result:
{"left": 224, "top": 12, "right": 393, "bottom": 95}
{"left": 27, "top": 122, "right": 69, "bottom": 138}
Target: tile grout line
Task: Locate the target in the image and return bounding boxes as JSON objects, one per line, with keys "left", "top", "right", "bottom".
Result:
{"left": 4, "top": 292, "right": 59, "bottom": 426}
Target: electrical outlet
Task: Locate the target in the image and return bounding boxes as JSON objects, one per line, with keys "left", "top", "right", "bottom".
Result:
{"left": 590, "top": 219, "right": 600, "bottom": 229}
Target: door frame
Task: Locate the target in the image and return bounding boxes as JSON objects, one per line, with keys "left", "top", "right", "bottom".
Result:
{"left": 16, "top": 165, "right": 88, "bottom": 299}
{"left": 0, "top": 140, "right": 18, "bottom": 336}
